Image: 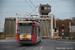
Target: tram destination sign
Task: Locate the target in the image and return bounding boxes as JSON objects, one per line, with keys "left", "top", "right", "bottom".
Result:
{"left": 19, "top": 23, "right": 32, "bottom": 25}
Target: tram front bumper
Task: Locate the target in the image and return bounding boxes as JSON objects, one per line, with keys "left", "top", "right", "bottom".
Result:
{"left": 19, "top": 40, "right": 33, "bottom": 44}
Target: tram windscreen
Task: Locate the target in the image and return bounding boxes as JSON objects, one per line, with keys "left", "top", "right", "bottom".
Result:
{"left": 18, "top": 23, "right": 34, "bottom": 35}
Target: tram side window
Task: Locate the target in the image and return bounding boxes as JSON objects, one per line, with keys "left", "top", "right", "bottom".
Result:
{"left": 38, "top": 26, "right": 40, "bottom": 36}
{"left": 36, "top": 26, "right": 37, "bottom": 37}
{"left": 38, "top": 26, "right": 40, "bottom": 33}
{"left": 36, "top": 26, "right": 40, "bottom": 36}
{"left": 32, "top": 26, "right": 34, "bottom": 34}
{"left": 36, "top": 27, "right": 38, "bottom": 36}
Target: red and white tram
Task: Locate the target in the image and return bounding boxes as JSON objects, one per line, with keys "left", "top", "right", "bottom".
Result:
{"left": 17, "top": 21, "right": 41, "bottom": 44}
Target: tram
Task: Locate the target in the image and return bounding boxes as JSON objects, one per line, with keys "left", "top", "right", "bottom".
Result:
{"left": 17, "top": 21, "right": 41, "bottom": 44}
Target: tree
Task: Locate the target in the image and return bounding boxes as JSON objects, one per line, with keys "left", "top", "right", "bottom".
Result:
{"left": 72, "top": 17, "right": 75, "bottom": 25}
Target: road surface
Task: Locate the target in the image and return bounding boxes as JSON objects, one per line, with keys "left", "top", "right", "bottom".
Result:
{"left": 0, "top": 39, "right": 75, "bottom": 50}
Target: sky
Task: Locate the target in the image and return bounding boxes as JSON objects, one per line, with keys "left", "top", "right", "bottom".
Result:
{"left": 0, "top": 0, "right": 75, "bottom": 31}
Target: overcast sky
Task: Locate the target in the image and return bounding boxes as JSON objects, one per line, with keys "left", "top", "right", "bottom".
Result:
{"left": 0, "top": 0, "right": 75, "bottom": 31}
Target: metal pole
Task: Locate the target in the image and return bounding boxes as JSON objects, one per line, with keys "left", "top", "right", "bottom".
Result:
{"left": 54, "top": 15, "right": 56, "bottom": 28}
{"left": 69, "top": 22, "right": 71, "bottom": 32}
{"left": 16, "top": 13, "right": 18, "bottom": 34}
{"left": 50, "top": 15, "right": 53, "bottom": 39}
{"left": 54, "top": 15, "right": 57, "bottom": 40}
{"left": 69, "top": 22, "right": 71, "bottom": 40}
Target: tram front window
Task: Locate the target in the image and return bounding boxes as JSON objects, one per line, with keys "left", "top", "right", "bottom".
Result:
{"left": 18, "top": 25, "right": 33, "bottom": 35}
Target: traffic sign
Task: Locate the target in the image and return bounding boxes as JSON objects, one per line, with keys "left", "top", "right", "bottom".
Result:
{"left": 62, "top": 33, "right": 64, "bottom": 36}
{"left": 61, "top": 29, "right": 64, "bottom": 32}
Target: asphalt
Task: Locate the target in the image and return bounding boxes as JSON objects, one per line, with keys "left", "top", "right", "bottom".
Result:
{"left": 0, "top": 39, "right": 75, "bottom": 50}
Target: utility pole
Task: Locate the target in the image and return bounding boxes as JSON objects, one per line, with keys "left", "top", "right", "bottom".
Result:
{"left": 50, "top": 14, "right": 53, "bottom": 39}
{"left": 54, "top": 15, "right": 57, "bottom": 40}
{"left": 69, "top": 22, "right": 71, "bottom": 40}
{"left": 16, "top": 13, "right": 18, "bottom": 38}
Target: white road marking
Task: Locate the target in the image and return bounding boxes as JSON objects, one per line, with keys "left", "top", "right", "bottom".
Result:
{"left": 40, "top": 41, "right": 46, "bottom": 50}
{"left": 0, "top": 39, "right": 17, "bottom": 42}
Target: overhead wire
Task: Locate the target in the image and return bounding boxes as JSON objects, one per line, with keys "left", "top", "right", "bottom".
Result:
{"left": 25, "top": 0, "right": 33, "bottom": 9}
{"left": 29, "top": 6, "right": 38, "bottom": 15}
{"left": 29, "top": 0, "right": 38, "bottom": 15}
{"left": 25, "top": 0, "right": 37, "bottom": 15}
{"left": 0, "top": 0, "right": 70, "bottom": 3}
{"left": 29, "top": 0, "right": 36, "bottom": 7}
